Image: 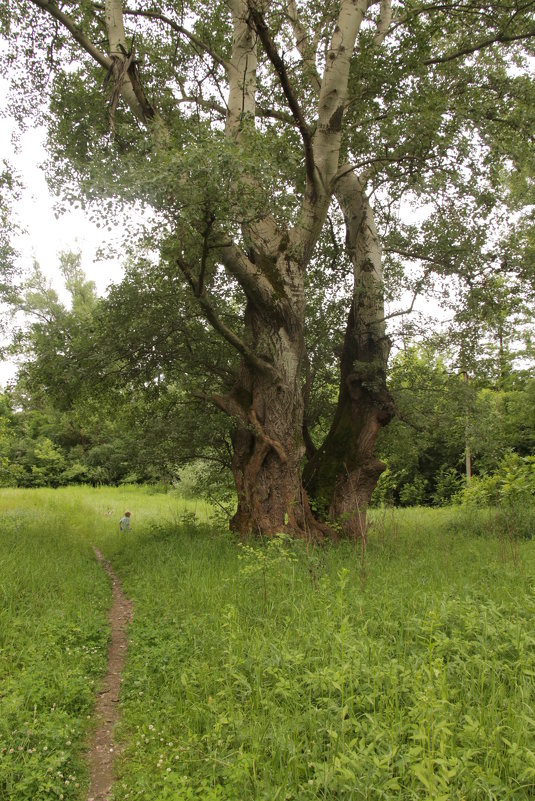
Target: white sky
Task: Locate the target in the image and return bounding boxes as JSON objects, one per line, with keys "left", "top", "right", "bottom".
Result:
{"left": 0, "top": 111, "right": 126, "bottom": 386}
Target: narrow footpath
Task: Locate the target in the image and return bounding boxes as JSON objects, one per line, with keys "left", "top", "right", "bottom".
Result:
{"left": 87, "top": 547, "right": 133, "bottom": 801}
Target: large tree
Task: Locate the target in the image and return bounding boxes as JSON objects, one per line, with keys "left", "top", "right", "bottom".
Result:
{"left": 2, "top": 0, "right": 534, "bottom": 537}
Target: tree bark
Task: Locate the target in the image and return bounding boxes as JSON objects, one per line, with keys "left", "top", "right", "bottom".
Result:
{"left": 223, "top": 298, "right": 312, "bottom": 537}
{"left": 303, "top": 177, "right": 394, "bottom": 538}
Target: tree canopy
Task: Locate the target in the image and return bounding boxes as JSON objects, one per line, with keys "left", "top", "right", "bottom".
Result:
{"left": 1, "top": 0, "right": 535, "bottom": 536}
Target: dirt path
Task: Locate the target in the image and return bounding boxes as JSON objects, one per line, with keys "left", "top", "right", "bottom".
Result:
{"left": 87, "top": 548, "right": 133, "bottom": 801}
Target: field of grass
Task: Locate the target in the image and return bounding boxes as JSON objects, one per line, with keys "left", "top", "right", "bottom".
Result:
{"left": 0, "top": 489, "right": 110, "bottom": 801}
{"left": 1, "top": 488, "right": 535, "bottom": 800}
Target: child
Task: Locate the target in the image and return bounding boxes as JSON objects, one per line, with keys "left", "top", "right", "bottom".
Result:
{"left": 119, "top": 510, "right": 131, "bottom": 532}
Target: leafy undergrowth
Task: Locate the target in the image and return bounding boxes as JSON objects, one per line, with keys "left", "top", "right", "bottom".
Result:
{"left": 0, "top": 491, "right": 110, "bottom": 801}
{"left": 101, "top": 508, "right": 535, "bottom": 801}
{"left": 2, "top": 490, "right": 534, "bottom": 801}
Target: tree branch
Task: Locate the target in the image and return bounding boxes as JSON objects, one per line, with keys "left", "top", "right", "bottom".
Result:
{"left": 177, "top": 94, "right": 295, "bottom": 125}
{"left": 29, "top": 0, "right": 110, "bottom": 69}
{"left": 118, "top": 5, "right": 231, "bottom": 71}
{"left": 374, "top": 0, "right": 392, "bottom": 45}
{"left": 286, "top": 0, "right": 322, "bottom": 95}
{"left": 425, "top": 29, "right": 535, "bottom": 65}
{"left": 103, "top": 0, "right": 155, "bottom": 124}
{"left": 29, "top": 0, "right": 155, "bottom": 125}
{"left": 291, "top": 0, "right": 368, "bottom": 260}
{"left": 176, "top": 257, "right": 279, "bottom": 380}
{"left": 218, "top": 240, "right": 279, "bottom": 314}
{"left": 205, "top": 391, "right": 248, "bottom": 423}
{"left": 380, "top": 292, "right": 419, "bottom": 323}
{"left": 197, "top": 213, "right": 214, "bottom": 298}
{"left": 247, "top": 5, "right": 316, "bottom": 187}
{"left": 386, "top": 245, "right": 455, "bottom": 268}
{"left": 333, "top": 154, "right": 422, "bottom": 185}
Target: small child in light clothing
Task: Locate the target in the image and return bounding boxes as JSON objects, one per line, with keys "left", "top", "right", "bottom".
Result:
{"left": 119, "top": 511, "right": 131, "bottom": 532}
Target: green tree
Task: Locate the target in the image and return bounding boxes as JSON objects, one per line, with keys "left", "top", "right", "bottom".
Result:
{"left": 0, "top": 391, "right": 22, "bottom": 486}
{"left": 0, "top": 163, "right": 22, "bottom": 355}
{"left": 373, "top": 346, "right": 535, "bottom": 507}
{"left": 2, "top": 1, "right": 535, "bottom": 536}
{"left": 372, "top": 347, "right": 466, "bottom": 506}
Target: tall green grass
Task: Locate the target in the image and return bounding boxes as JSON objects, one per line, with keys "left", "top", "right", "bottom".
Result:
{"left": 1, "top": 489, "right": 534, "bottom": 800}
{"left": 99, "top": 505, "right": 535, "bottom": 801}
{"left": 0, "top": 490, "right": 111, "bottom": 801}
{"left": 0, "top": 487, "right": 214, "bottom": 801}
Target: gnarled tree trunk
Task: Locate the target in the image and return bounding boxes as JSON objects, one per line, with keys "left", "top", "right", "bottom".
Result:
{"left": 303, "top": 304, "right": 393, "bottom": 538}
{"left": 220, "top": 287, "right": 324, "bottom": 539}
{"left": 228, "top": 340, "right": 306, "bottom": 536}
{"left": 303, "top": 176, "right": 394, "bottom": 538}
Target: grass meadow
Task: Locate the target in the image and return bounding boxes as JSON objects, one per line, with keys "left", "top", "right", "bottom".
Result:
{"left": 0, "top": 488, "right": 534, "bottom": 800}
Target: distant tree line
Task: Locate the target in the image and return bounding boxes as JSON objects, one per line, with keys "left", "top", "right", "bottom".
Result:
{"left": 1, "top": 254, "right": 533, "bottom": 507}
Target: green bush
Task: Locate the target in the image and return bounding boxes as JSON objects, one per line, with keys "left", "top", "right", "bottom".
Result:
{"left": 458, "top": 453, "right": 535, "bottom": 507}
{"left": 453, "top": 454, "right": 535, "bottom": 539}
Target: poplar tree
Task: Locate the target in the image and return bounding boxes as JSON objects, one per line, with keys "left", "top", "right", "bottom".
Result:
{"left": 2, "top": 0, "right": 534, "bottom": 536}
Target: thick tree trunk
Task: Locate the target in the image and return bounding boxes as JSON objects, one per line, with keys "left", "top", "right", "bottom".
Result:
{"left": 225, "top": 301, "right": 325, "bottom": 538}
{"left": 303, "top": 178, "right": 394, "bottom": 538}
{"left": 229, "top": 383, "right": 305, "bottom": 537}
{"left": 303, "top": 304, "right": 393, "bottom": 538}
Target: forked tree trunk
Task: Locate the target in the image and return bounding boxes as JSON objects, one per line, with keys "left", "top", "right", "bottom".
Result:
{"left": 29, "top": 0, "right": 389, "bottom": 540}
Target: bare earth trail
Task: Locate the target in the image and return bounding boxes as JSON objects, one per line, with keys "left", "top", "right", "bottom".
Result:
{"left": 87, "top": 547, "right": 133, "bottom": 801}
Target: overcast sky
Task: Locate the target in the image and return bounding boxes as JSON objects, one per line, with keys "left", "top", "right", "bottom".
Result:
{"left": 0, "top": 103, "right": 126, "bottom": 386}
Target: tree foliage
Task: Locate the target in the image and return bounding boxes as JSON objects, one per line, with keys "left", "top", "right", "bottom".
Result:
{"left": 1, "top": 0, "right": 535, "bottom": 534}
{"left": 373, "top": 345, "right": 535, "bottom": 507}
